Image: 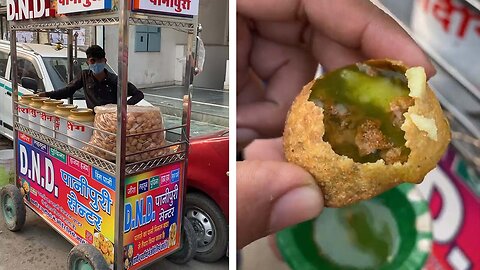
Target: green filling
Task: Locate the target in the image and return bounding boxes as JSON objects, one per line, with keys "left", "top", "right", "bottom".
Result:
{"left": 313, "top": 200, "right": 399, "bottom": 269}
{"left": 308, "top": 63, "right": 411, "bottom": 163}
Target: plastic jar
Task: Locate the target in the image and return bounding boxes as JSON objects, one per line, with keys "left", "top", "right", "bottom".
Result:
{"left": 17, "top": 94, "right": 36, "bottom": 127}
{"left": 39, "top": 99, "right": 63, "bottom": 137}
{"left": 29, "top": 97, "right": 50, "bottom": 132}
{"left": 67, "top": 108, "right": 95, "bottom": 149}
{"left": 54, "top": 104, "right": 77, "bottom": 143}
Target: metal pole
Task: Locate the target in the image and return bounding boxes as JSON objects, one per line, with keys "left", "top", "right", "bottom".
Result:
{"left": 181, "top": 20, "right": 198, "bottom": 142}
{"left": 67, "top": 29, "right": 73, "bottom": 104}
{"left": 74, "top": 32, "right": 78, "bottom": 60}
{"left": 10, "top": 29, "right": 18, "bottom": 188}
{"left": 178, "top": 18, "right": 198, "bottom": 246}
{"left": 1, "top": 18, "right": 3, "bottom": 41}
{"left": 114, "top": 0, "right": 129, "bottom": 268}
{"left": 194, "top": 23, "right": 202, "bottom": 77}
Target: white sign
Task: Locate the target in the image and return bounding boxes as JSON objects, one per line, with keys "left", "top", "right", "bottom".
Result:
{"left": 57, "top": 0, "right": 111, "bottom": 14}
{"left": 16, "top": 31, "right": 35, "bottom": 43}
{"left": 411, "top": 0, "right": 480, "bottom": 89}
{"left": 50, "top": 29, "right": 86, "bottom": 45}
{"left": 132, "top": 0, "right": 199, "bottom": 16}
{"left": 7, "top": 0, "right": 51, "bottom": 21}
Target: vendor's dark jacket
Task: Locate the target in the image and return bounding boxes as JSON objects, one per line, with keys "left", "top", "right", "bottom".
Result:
{"left": 45, "top": 69, "right": 144, "bottom": 109}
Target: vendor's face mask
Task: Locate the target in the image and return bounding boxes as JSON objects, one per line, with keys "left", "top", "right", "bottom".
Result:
{"left": 88, "top": 57, "right": 106, "bottom": 75}
{"left": 89, "top": 63, "right": 106, "bottom": 74}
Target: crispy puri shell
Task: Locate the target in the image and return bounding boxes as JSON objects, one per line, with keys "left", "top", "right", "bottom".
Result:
{"left": 283, "top": 60, "right": 451, "bottom": 207}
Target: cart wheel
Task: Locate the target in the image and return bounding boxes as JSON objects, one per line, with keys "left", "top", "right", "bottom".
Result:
{"left": 185, "top": 192, "right": 228, "bottom": 262}
{"left": 68, "top": 244, "right": 109, "bottom": 270}
{"left": 166, "top": 218, "right": 197, "bottom": 264}
{"left": 1, "top": 184, "right": 26, "bottom": 232}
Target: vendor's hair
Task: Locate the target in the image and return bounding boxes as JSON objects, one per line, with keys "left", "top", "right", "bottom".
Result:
{"left": 86, "top": 45, "right": 106, "bottom": 59}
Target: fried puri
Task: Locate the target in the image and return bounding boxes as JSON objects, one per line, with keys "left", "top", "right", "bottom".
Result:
{"left": 283, "top": 60, "right": 450, "bottom": 207}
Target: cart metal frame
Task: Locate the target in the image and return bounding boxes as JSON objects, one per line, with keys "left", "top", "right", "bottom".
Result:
{"left": 9, "top": 1, "right": 199, "bottom": 269}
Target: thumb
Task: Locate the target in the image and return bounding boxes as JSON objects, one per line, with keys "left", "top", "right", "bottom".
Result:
{"left": 237, "top": 160, "right": 323, "bottom": 249}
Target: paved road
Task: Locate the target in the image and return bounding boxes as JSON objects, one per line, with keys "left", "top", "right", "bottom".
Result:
{"left": 0, "top": 136, "right": 228, "bottom": 270}
{"left": 0, "top": 209, "right": 229, "bottom": 270}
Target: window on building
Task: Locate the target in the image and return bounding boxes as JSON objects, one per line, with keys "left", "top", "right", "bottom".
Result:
{"left": 0, "top": 51, "right": 8, "bottom": 78}
{"left": 135, "top": 26, "right": 161, "bottom": 52}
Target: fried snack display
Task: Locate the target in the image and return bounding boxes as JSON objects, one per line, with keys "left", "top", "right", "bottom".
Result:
{"left": 284, "top": 60, "right": 451, "bottom": 207}
{"left": 94, "top": 232, "right": 114, "bottom": 265}
{"left": 84, "top": 104, "right": 168, "bottom": 163}
{"left": 168, "top": 223, "right": 177, "bottom": 247}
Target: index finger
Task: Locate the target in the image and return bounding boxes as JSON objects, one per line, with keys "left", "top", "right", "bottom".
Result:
{"left": 238, "top": 0, "right": 435, "bottom": 77}
{"left": 243, "top": 138, "right": 285, "bottom": 161}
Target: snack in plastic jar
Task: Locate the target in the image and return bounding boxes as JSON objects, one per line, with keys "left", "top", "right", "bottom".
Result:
{"left": 54, "top": 104, "right": 78, "bottom": 143}
{"left": 40, "top": 99, "right": 63, "bottom": 137}
{"left": 17, "top": 94, "right": 37, "bottom": 127}
{"left": 85, "top": 104, "right": 168, "bottom": 163}
{"left": 29, "top": 97, "right": 49, "bottom": 131}
{"left": 67, "top": 108, "right": 95, "bottom": 149}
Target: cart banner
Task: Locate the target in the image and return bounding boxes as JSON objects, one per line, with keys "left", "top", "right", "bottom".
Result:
{"left": 132, "top": 0, "right": 199, "bottom": 16}
{"left": 56, "top": 0, "right": 112, "bottom": 14}
{"left": 16, "top": 132, "right": 117, "bottom": 266}
{"left": 412, "top": 0, "right": 480, "bottom": 89}
{"left": 7, "top": 0, "right": 52, "bottom": 21}
{"left": 123, "top": 162, "right": 184, "bottom": 270}
{"left": 419, "top": 147, "right": 480, "bottom": 270}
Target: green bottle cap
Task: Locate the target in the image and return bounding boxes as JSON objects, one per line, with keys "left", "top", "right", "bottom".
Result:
{"left": 277, "top": 184, "right": 432, "bottom": 270}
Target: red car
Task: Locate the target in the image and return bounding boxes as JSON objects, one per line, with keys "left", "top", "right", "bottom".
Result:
{"left": 185, "top": 129, "right": 229, "bottom": 262}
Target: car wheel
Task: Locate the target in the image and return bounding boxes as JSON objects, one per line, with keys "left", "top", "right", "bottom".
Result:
{"left": 185, "top": 192, "right": 227, "bottom": 262}
{"left": 166, "top": 218, "right": 197, "bottom": 264}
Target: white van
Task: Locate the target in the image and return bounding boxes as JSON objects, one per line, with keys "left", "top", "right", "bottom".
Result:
{"left": 0, "top": 40, "right": 149, "bottom": 140}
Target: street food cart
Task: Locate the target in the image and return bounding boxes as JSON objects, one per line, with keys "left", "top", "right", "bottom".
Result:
{"left": 0, "top": 0, "right": 201, "bottom": 269}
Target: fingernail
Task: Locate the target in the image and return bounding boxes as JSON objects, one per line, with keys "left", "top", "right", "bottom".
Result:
{"left": 269, "top": 184, "right": 323, "bottom": 233}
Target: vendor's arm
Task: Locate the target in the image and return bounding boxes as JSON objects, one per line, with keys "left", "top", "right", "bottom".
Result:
{"left": 126, "top": 82, "right": 144, "bottom": 105}
{"left": 42, "top": 72, "right": 84, "bottom": 99}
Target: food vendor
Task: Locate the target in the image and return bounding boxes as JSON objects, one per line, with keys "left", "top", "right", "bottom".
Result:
{"left": 39, "top": 45, "right": 144, "bottom": 109}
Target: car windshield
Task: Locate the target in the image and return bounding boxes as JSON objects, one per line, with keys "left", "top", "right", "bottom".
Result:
{"left": 43, "top": 57, "right": 114, "bottom": 100}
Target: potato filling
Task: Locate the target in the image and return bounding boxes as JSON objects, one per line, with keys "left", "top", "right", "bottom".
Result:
{"left": 309, "top": 63, "right": 413, "bottom": 164}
